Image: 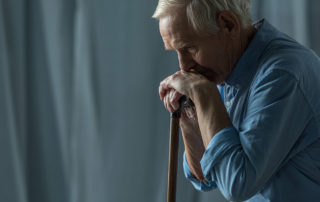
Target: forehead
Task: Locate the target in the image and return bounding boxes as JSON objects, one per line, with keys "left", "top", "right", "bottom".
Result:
{"left": 159, "top": 12, "right": 197, "bottom": 50}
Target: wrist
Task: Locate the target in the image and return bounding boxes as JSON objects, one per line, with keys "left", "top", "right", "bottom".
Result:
{"left": 184, "top": 148, "right": 205, "bottom": 181}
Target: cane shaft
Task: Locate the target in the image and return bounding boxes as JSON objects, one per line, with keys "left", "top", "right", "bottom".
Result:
{"left": 167, "top": 117, "right": 180, "bottom": 202}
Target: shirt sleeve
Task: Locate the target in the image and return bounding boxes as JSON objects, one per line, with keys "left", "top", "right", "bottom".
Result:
{"left": 186, "top": 69, "right": 313, "bottom": 201}
{"left": 183, "top": 152, "right": 217, "bottom": 191}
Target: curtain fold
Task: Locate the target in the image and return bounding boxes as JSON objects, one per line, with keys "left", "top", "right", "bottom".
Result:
{"left": 0, "top": 1, "right": 27, "bottom": 202}
{"left": 251, "top": 0, "right": 310, "bottom": 47}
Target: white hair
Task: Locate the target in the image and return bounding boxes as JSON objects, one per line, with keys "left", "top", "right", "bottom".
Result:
{"left": 152, "top": 0, "right": 252, "bottom": 35}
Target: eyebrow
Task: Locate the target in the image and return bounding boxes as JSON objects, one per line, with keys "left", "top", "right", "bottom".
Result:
{"left": 165, "top": 41, "right": 193, "bottom": 51}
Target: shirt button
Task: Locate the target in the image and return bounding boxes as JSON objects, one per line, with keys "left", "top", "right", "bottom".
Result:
{"left": 226, "top": 101, "right": 231, "bottom": 107}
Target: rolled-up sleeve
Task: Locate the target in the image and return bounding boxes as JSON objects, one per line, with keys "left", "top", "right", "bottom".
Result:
{"left": 183, "top": 69, "right": 313, "bottom": 201}
{"left": 183, "top": 152, "right": 217, "bottom": 191}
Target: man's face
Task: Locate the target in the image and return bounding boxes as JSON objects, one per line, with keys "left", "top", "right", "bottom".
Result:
{"left": 159, "top": 10, "right": 235, "bottom": 84}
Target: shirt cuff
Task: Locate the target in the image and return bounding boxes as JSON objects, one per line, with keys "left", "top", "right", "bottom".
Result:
{"left": 183, "top": 152, "right": 217, "bottom": 191}
{"left": 200, "top": 126, "right": 240, "bottom": 181}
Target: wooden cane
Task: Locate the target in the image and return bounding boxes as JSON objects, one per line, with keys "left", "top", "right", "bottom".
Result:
{"left": 167, "top": 108, "right": 181, "bottom": 202}
{"left": 167, "top": 96, "right": 193, "bottom": 202}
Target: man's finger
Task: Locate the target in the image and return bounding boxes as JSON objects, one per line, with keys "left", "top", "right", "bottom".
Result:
{"left": 165, "top": 93, "right": 174, "bottom": 113}
{"left": 170, "top": 91, "right": 182, "bottom": 111}
{"left": 159, "top": 81, "right": 167, "bottom": 101}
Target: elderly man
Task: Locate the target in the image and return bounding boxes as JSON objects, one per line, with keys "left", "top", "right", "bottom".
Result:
{"left": 153, "top": 0, "right": 320, "bottom": 201}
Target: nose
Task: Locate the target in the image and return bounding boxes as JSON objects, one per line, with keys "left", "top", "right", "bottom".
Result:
{"left": 177, "top": 52, "right": 196, "bottom": 72}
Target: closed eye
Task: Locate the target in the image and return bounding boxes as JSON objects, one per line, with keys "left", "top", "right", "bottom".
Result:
{"left": 180, "top": 46, "right": 196, "bottom": 53}
{"left": 186, "top": 47, "right": 197, "bottom": 54}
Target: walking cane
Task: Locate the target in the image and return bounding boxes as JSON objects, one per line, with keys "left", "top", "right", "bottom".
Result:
{"left": 167, "top": 96, "right": 193, "bottom": 202}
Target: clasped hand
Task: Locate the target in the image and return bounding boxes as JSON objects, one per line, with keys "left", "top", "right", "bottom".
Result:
{"left": 159, "top": 71, "right": 210, "bottom": 113}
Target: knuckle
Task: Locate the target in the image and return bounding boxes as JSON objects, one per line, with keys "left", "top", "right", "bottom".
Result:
{"left": 160, "top": 81, "right": 165, "bottom": 87}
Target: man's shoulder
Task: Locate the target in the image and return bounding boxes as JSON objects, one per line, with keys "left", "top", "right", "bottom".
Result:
{"left": 249, "top": 37, "right": 320, "bottom": 115}
{"left": 256, "top": 37, "right": 320, "bottom": 82}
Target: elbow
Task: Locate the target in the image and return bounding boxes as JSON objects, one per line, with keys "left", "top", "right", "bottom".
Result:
{"left": 223, "top": 190, "right": 255, "bottom": 202}
{"left": 220, "top": 177, "right": 258, "bottom": 201}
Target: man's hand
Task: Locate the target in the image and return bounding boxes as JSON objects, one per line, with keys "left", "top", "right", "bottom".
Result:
{"left": 159, "top": 71, "right": 207, "bottom": 113}
{"left": 159, "top": 71, "right": 232, "bottom": 146}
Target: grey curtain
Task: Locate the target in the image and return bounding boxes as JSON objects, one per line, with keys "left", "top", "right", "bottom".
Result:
{"left": 1, "top": 1, "right": 319, "bottom": 202}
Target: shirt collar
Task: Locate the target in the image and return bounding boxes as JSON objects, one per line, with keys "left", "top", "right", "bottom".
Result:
{"left": 225, "top": 19, "right": 283, "bottom": 87}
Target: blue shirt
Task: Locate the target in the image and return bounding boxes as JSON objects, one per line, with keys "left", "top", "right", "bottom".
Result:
{"left": 183, "top": 20, "right": 320, "bottom": 202}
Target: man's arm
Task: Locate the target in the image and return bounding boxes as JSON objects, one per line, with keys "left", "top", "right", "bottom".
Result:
{"left": 190, "top": 79, "right": 232, "bottom": 148}
{"left": 179, "top": 108, "right": 206, "bottom": 182}
{"left": 192, "top": 69, "right": 312, "bottom": 201}
{"left": 159, "top": 69, "right": 312, "bottom": 200}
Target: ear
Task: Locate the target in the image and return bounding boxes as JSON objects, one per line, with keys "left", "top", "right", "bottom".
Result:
{"left": 216, "top": 11, "right": 241, "bottom": 39}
